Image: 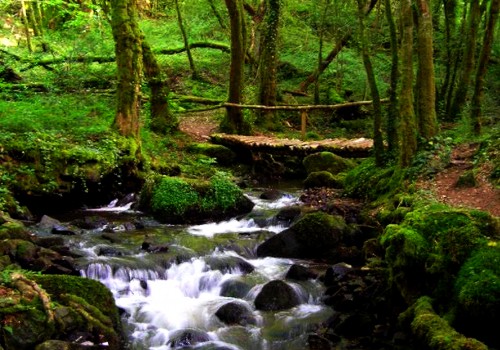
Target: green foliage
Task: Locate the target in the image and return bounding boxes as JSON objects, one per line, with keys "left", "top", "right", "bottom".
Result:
{"left": 151, "top": 176, "right": 199, "bottom": 216}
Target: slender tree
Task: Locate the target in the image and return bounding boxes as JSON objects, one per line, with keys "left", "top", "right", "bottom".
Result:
{"left": 223, "top": 0, "right": 249, "bottom": 134}
{"left": 415, "top": 0, "right": 438, "bottom": 139}
{"left": 470, "top": 0, "right": 499, "bottom": 134}
{"left": 111, "top": 0, "right": 143, "bottom": 139}
{"left": 385, "top": 0, "right": 399, "bottom": 154}
{"left": 357, "top": 0, "right": 384, "bottom": 166}
{"left": 257, "top": 0, "right": 280, "bottom": 128}
{"left": 449, "top": 0, "right": 481, "bottom": 120}
{"left": 399, "top": 0, "right": 417, "bottom": 167}
{"left": 175, "top": 0, "right": 197, "bottom": 78}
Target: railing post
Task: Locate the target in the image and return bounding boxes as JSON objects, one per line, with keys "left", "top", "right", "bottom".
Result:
{"left": 301, "top": 110, "right": 308, "bottom": 140}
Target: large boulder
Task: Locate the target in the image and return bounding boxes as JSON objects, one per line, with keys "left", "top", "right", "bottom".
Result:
{"left": 167, "top": 328, "right": 211, "bottom": 348}
{"left": 303, "top": 152, "right": 355, "bottom": 175}
{"left": 215, "top": 302, "right": 257, "bottom": 326}
{"left": 256, "top": 212, "right": 348, "bottom": 259}
{"left": 139, "top": 173, "right": 254, "bottom": 224}
{"left": 254, "top": 280, "right": 301, "bottom": 311}
{"left": 219, "top": 278, "right": 253, "bottom": 298}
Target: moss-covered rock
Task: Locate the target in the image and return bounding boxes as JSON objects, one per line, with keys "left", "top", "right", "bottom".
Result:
{"left": 453, "top": 245, "right": 500, "bottom": 347}
{"left": 380, "top": 205, "right": 497, "bottom": 304}
{"left": 343, "top": 159, "right": 399, "bottom": 200}
{"left": 139, "top": 172, "right": 254, "bottom": 224}
{"left": 400, "top": 296, "right": 488, "bottom": 350}
{"left": 0, "top": 271, "right": 123, "bottom": 350}
{"left": 257, "top": 211, "right": 348, "bottom": 259}
{"left": 303, "top": 171, "right": 344, "bottom": 189}
{"left": 187, "top": 143, "right": 236, "bottom": 166}
{"left": 303, "top": 152, "right": 355, "bottom": 175}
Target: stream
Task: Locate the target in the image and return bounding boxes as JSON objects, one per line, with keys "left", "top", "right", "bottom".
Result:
{"left": 61, "top": 190, "right": 334, "bottom": 350}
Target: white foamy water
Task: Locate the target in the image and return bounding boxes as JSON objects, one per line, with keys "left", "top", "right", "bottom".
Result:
{"left": 246, "top": 193, "right": 302, "bottom": 210}
{"left": 78, "top": 191, "right": 332, "bottom": 349}
{"left": 187, "top": 218, "right": 286, "bottom": 237}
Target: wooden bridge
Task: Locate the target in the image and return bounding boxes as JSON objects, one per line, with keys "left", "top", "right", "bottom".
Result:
{"left": 210, "top": 133, "right": 373, "bottom": 159}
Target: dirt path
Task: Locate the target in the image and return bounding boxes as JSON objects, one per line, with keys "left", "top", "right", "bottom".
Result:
{"left": 418, "top": 143, "right": 499, "bottom": 217}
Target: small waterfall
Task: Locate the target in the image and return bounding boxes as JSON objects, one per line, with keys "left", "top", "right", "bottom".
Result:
{"left": 78, "top": 191, "right": 333, "bottom": 350}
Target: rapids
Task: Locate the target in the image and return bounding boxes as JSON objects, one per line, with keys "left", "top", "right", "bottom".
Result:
{"left": 71, "top": 191, "right": 333, "bottom": 350}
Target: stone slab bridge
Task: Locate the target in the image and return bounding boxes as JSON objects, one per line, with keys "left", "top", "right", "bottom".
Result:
{"left": 210, "top": 133, "right": 373, "bottom": 161}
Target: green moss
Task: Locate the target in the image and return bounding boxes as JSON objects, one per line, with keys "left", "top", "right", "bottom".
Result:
{"left": 302, "top": 151, "right": 355, "bottom": 175}
{"left": 141, "top": 172, "right": 250, "bottom": 223}
{"left": 303, "top": 171, "right": 344, "bottom": 189}
{"left": 292, "top": 212, "right": 347, "bottom": 249}
{"left": 455, "top": 245, "right": 500, "bottom": 322}
{"left": 187, "top": 143, "right": 236, "bottom": 166}
{"left": 32, "top": 274, "right": 120, "bottom": 331}
{"left": 400, "top": 296, "right": 488, "bottom": 350}
{"left": 343, "top": 159, "right": 399, "bottom": 200}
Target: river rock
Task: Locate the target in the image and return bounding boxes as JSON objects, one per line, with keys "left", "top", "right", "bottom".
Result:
{"left": 285, "top": 264, "right": 318, "bottom": 281}
{"left": 219, "top": 279, "right": 252, "bottom": 298}
{"left": 167, "top": 328, "right": 211, "bottom": 348}
{"left": 256, "top": 212, "right": 348, "bottom": 259}
{"left": 215, "top": 302, "right": 257, "bottom": 326}
{"left": 275, "top": 205, "right": 302, "bottom": 225}
{"left": 205, "top": 256, "right": 254, "bottom": 274}
{"left": 259, "top": 189, "right": 283, "bottom": 200}
{"left": 254, "top": 280, "right": 301, "bottom": 311}
{"left": 71, "top": 216, "right": 108, "bottom": 229}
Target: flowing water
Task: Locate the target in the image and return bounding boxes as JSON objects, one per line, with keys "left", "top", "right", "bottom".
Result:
{"left": 66, "top": 191, "right": 333, "bottom": 350}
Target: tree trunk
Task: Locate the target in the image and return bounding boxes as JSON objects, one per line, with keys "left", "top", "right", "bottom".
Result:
{"left": 111, "top": 0, "right": 143, "bottom": 139}
{"left": 438, "top": 0, "right": 457, "bottom": 115}
{"left": 470, "top": 0, "right": 499, "bottom": 134}
{"left": 399, "top": 0, "right": 417, "bottom": 167}
{"left": 449, "top": 0, "right": 481, "bottom": 120}
{"left": 357, "top": 0, "right": 384, "bottom": 166}
{"left": 257, "top": 0, "right": 280, "bottom": 128}
{"left": 20, "top": 0, "right": 33, "bottom": 53}
{"left": 142, "top": 39, "right": 178, "bottom": 134}
{"left": 415, "top": 0, "right": 438, "bottom": 139}
{"left": 175, "top": 0, "right": 197, "bottom": 78}
{"left": 385, "top": 0, "right": 398, "bottom": 154}
{"left": 223, "top": 0, "right": 249, "bottom": 134}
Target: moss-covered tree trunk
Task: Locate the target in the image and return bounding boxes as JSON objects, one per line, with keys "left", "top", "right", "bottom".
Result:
{"left": 111, "top": 0, "right": 143, "bottom": 140}
{"left": 357, "top": 0, "right": 384, "bottom": 166}
{"left": 470, "top": 0, "right": 499, "bottom": 135}
{"left": 142, "top": 39, "right": 178, "bottom": 134}
{"left": 385, "top": 0, "right": 398, "bottom": 155}
{"left": 223, "top": 0, "right": 248, "bottom": 134}
{"left": 449, "top": 0, "right": 481, "bottom": 120}
{"left": 415, "top": 0, "right": 438, "bottom": 139}
{"left": 399, "top": 0, "right": 417, "bottom": 167}
{"left": 257, "top": 0, "right": 280, "bottom": 128}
